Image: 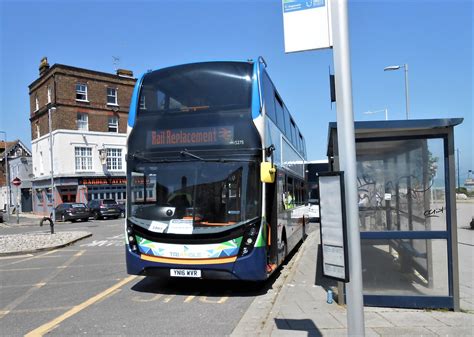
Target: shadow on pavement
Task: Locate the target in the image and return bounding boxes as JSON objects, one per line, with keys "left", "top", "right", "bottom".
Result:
{"left": 274, "top": 318, "right": 322, "bottom": 337}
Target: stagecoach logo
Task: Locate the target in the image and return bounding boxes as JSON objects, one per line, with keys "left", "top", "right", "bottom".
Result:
{"left": 148, "top": 126, "right": 234, "bottom": 147}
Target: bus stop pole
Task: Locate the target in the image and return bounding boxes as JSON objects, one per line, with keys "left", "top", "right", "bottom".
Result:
{"left": 331, "top": 0, "right": 365, "bottom": 335}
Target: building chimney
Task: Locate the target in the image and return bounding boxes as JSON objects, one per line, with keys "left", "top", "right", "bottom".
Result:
{"left": 116, "top": 68, "right": 133, "bottom": 78}
{"left": 39, "top": 57, "right": 50, "bottom": 76}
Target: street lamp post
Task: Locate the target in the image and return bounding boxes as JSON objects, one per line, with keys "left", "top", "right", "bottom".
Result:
{"left": 384, "top": 64, "right": 409, "bottom": 119}
{"left": 0, "top": 131, "right": 9, "bottom": 221}
{"left": 48, "top": 106, "right": 56, "bottom": 222}
{"left": 456, "top": 148, "right": 460, "bottom": 189}
{"left": 363, "top": 108, "right": 388, "bottom": 120}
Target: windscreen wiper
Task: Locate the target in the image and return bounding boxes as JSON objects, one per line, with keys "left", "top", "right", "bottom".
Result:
{"left": 180, "top": 149, "right": 205, "bottom": 161}
{"left": 128, "top": 152, "right": 171, "bottom": 163}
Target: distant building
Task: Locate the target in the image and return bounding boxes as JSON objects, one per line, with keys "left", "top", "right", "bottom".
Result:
{"left": 0, "top": 140, "right": 33, "bottom": 212}
{"left": 29, "top": 57, "right": 136, "bottom": 215}
{"left": 305, "top": 159, "right": 330, "bottom": 203}
{"left": 465, "top": 170, "right": 474, "bottom": 192}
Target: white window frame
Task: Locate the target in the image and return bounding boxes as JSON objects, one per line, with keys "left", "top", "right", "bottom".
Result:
{"left": 77, "top": 113, "right": 89, "bottom": 131}
{"left": 35, "top": 95, "right": 39, "bottom": 111}
{"left": 108, "top": 116, "right": 118, "bottom": 133}
{"left": 76, "top": 83, "right": 88, "bottom": 101}
{"left": 47, "top": 86, "right": 51, "bottom": 103}
{"left": 75, "top": 147, "right": 93, "bottom": 172}
{"left": 106, "top": 148, "right": 123, "bottom": 171}
{"left": 107, "top": 87, "right": 118, "bottom": 105}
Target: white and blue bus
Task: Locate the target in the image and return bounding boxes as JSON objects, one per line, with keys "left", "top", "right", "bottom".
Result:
{"left": 125, "top": 58, "right": 307, "bottom": 281}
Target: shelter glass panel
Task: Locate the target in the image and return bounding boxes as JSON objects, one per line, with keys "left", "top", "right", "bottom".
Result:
{"left": 356, "top": 138, "right": 446, "bottom": 232}
{"left": 361, "top": 239, "right": 449, "bottom": 297}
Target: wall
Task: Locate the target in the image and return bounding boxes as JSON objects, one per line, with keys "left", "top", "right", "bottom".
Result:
{"left": 31, "top": 129, "right": 127, "bottom": 179}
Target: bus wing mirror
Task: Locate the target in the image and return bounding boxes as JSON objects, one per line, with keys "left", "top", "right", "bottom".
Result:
{"left": 261, "top": 162, "right": 276, "bottom": 183}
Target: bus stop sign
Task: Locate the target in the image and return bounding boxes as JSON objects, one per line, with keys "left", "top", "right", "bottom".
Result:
{"left": 12, "top": 177, "right": 21, "bottom": 186}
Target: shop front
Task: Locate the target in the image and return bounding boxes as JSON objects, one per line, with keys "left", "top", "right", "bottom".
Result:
{"left": 33, "top": 176, "right": 126, "bottom": 215}
{"left": 78, "top": 177, "right": 126, "bottom": 202}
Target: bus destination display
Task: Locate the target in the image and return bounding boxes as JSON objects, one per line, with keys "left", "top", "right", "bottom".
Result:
{"left": 148, "top": 126, "right": 235, "bottom": 148}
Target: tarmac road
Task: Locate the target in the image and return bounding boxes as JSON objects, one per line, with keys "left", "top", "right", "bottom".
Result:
{"left": 0, "top": 217, "right": 294, "bottom": 337}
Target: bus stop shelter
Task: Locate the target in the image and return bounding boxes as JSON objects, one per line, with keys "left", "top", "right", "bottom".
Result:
{"left": 327, "top": 118, "right": 463, "bottom": 310}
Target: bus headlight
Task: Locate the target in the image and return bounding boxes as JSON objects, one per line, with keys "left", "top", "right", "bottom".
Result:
{"left": 126, "top": 225, "right": 139, "bottom": 253}
{"left": 238, "top": 221, "right": 260, "bottom": 257}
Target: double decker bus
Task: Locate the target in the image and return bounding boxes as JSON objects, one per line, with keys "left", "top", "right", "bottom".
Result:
{"left": 125, "top": 58, "right": 307, "bottom": 281}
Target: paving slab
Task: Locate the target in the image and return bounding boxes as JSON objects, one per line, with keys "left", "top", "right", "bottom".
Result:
{"left": 378, "top": 311, "right": 449, "bottom": 328}
{"left": 332, "top": 311, "right": 394, "bottom": 328}
{"left": 426, "top": 326, "right": 474, "bottom": 336}
{"left": 426, "top": 310, "right": 474, "bottom": 327}
{"left": 372, "top": 326, "right": 437, "bottom": 336}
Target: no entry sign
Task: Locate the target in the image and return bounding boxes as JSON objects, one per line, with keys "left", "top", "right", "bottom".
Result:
{"left": 12, "top": 177, "right": 21, "bottom": 186}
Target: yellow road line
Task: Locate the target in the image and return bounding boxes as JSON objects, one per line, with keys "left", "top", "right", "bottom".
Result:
{"left": 0, "top": 254, "right": 33, "bottom": 260}
{"left": 0, "top": 278, "right": 123, "bottom": 290}
{"left": 0, "top": 262, "right": 124, "bottom": 272}
{"left": 0, "top": 250, "right": 85, "bottom": 320}
{"left": 4, "top": 249, "right": 58, "bottom": 266}
{"left": 184, "top": 293, "right": 200, "bottom": 303}
{"left": 0, "top": 306, "right": 72, "bottom": 315}
{"left": 25, "top": 275, "right": 137, "bottom": 337}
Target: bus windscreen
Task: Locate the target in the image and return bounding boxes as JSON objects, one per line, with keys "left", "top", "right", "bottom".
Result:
{"left": 138, "top": 62, "right": 253, "bottom": 116}
{"left": 129, "top": 161, "right": 260, "bottom": 234}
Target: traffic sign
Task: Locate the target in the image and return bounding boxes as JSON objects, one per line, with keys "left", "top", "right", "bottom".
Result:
{"left": 12, "top": 177, "right": 21, "bottom": 186}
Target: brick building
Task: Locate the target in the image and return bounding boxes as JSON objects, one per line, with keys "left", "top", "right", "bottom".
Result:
{"left": 29, "top": 58, "right": 136, "bottom": 215}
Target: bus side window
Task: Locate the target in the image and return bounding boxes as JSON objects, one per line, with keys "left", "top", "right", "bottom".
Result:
{"left": 274, "top": 94, "right": 286, "bottom": 133}
{"left": 284, "top": 107, "right": 292, "bottom": 143}
{"left": 284, "top": 176, "right": 295, "bottom": 209}
{"left": 298, "top": 132, "right": 303, "bottom": 153}
{"left": 262, "top": 72, "right": 277, "bottom": 123}
{"left": 290, "top": 119, "right": 297, "bottom": 148}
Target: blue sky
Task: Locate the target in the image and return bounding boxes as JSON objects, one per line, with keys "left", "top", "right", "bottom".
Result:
{"left": 1, "top": 0, "right": 472, "bottom": 181}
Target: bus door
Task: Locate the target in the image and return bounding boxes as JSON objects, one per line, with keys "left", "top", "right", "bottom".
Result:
{"left": 265, "top": 171, "right": 280, "bottom": 266}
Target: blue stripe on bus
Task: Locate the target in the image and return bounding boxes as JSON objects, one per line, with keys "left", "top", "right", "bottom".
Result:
{"left": 128, "top": 74, "right": 145, "bottom": 128}
{"left": 251, "top": 61, "right": 261, "bottom": 120}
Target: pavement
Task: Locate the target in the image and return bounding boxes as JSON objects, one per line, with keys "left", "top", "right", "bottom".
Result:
{"left": 232, "top": 222, "right": 474, "bottom": 337}
{"left": 0, "top": 212, "right": 91, "bottom": 255}
{"left": 1, "top": 212, "right": 49, "bottom": 227}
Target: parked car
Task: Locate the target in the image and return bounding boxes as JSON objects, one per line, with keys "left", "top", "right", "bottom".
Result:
{"left": 53, "top": 203, "right": 90, "bottom": 222}
{"left": 88, "top": 199, "right": 121, "bottom": 220}
{"left": 117, "top": 201, "right": 126, "bottom": 218}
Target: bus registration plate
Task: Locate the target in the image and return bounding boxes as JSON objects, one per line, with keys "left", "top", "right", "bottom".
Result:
{"left": 170, "top": 269, "right": 201, "bottom": 278}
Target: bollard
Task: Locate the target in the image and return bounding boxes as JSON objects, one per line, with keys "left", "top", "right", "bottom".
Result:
{"left": 327, "top": 289, "right": 334, "bottom": 304}
{"left": 40, "top": 217, "right": 55, "bottom": 234}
